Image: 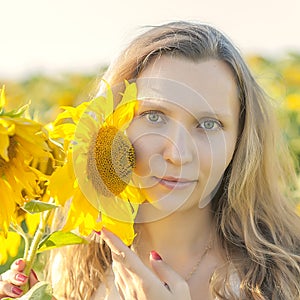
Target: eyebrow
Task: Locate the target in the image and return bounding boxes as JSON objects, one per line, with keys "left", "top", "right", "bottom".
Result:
{"left": 137, "top": 98, "right": 234, "bottom": 119}
{"left": 137, "top": 98, "right": 173, "bottom": 114}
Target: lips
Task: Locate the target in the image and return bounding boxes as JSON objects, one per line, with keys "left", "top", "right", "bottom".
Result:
{"left": 155, "top": 176, "right": 197, "bottom": 190}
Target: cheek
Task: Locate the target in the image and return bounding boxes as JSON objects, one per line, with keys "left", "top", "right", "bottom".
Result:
{"left": 197, "top": 133, "right": 236, "bottom": 180}
{"left": 132, "top": 137, "right": 152, "bottom": 175}
{"left": 129, "top": 133, "right": 163, "bottom": 177}
{"left": 194, "top": 135, "right": 236, "bottom": 206}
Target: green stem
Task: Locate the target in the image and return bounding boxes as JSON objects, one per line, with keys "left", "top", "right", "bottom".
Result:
{"left": 23, "top": 209, "right": 52, "bottom": 292}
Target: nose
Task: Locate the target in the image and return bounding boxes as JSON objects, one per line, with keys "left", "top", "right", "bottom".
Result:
{"left": 163, "top": 123, "right": 194, "bottom": 165}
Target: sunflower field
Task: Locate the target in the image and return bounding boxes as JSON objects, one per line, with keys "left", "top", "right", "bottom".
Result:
{"left": 0, "top": 52, "right": 300, "bottom": 281}
{"left": 247, "top": 53, "right": 300, "bottom": 208}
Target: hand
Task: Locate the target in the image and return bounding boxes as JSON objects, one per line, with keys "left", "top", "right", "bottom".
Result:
{"left": 0, "top": 259, "right": 39, "bottom": 299}
{"left": 101, "top": 228, "right": 192, "bottom": 300}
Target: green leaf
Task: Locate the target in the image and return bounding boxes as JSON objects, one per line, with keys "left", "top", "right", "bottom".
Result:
{"left": 37, "top": 231, "right": 88, "bottom": 252}
{"left": 3, "top": 103, "right": 30, "bottom": 118}
{"left": 2, "top": 281, "right": 52, "bottom": 300}
{"left": 22, "top": 200, "right": 59, "bottom": 214}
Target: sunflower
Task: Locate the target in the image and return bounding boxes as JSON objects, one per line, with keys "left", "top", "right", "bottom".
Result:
{"left": 48, "top": 81, "right": 144, "bottom": 245}
{"left": 285, "top": 93, "right": 300, "bottom": 111}
{"left": 0, "top": 231, "right": 21, "bottom": 264}
{"left": 0, "top": 86, "right": 52, "bottom": 237}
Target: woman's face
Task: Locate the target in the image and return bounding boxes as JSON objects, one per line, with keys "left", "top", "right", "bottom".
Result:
{"left": 127, "top": 56, "right": 240, "bottom": 215}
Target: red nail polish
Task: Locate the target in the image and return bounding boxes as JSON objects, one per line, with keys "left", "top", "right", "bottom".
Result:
{"left": 150, "top": 250, "right": 162, "bottom": 260}
{"left": 15, "top": 273, "right": 28, "bottom": 282}
{"left": 12, "top": 286, "right": 23, "bottom": 295}
{"left": 15, "top": 259, "right": 22, "bottom": 265}
{"left": 94, "top": 230, "right": 102, "bottom": 235}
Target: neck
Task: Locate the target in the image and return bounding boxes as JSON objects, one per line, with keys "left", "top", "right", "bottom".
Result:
{"left": 132, "top": 204, "right": 215, "bottom": 268}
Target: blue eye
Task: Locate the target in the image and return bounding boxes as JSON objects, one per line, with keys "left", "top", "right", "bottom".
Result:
{"left": 141, "top": 110, "right": 165, "bottom": 124}
{"left": 199, "top": 119, "right": 222, "bottom": 131}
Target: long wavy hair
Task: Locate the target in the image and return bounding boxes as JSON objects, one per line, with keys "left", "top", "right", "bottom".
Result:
{"left": 47, "top": 21, "right": 300, "bottom": 299}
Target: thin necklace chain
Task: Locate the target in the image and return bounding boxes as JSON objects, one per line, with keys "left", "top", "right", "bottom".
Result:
{"left": 130, "top": 226, "right": 214, "bottom": 282}
{"left": 184, "top": 239, "right": 213, "bottom": 281}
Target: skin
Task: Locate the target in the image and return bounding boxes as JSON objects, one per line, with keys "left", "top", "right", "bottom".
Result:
{"left": 0, "top": 56, "right": 240, "bottom": 299}
{"left": 129, "top": 56, "right": 240, "bottom": 216}
{"left": 0, "top": 259, "right": 39, "bottom": 298}
{"left": 103, "top": 57, "right": 240, "bottom": 299}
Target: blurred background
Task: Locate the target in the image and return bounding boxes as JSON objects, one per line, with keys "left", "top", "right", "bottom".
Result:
{"left": 0, "top": 0, "right": 300, "bottom": 271}
{"left": 1, "top": 1, "right": 300, "bottom": 172}
{"left": 1, "top": 0, "right": 299, "bottom": 162}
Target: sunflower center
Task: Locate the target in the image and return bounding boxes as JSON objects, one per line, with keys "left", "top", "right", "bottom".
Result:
{"left": 0, "top": 137, "right": 17, "bottom": 175}
{"left": 87, "top": 126, "right": 135, "bottom": 197}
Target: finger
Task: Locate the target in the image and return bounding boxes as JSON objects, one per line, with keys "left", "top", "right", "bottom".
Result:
{"left": 10, "top": 259, "right": 26, "bottom": 272}
{"left": 150, "top": 251, "right": 189, "bottom": 293}
{"left": 113, "top": 269, "right": 138, "bottom": 300}
{"left": 101, "top": 228, "right": 145, "bottom": 273}
{"left": 112, "top": 257, "right": 143, "bottom": 300}
{"left": 112, "top": 256, "right": 132, "bottom": 279}
{"left": 115, "top": 281, "right": 125, "bottom": 300}
{"left": 112, "top": 263, "right": 126, "bottom": 300}
{"left": 101, "top": 228, "right": 128, "bottom": 258}
{"left": 102, "top": 229, "right": 172, "bottom": 295}
{"left": 29, "top": 269, "right": 39, "bottom": 287}
{"left": 0, "top": 281, "right": 23, "bottom": 298}
{"left": 112, "top": 260, "right": 128, "bottom": 284}
{"left": 1, "top": 270, "right": 28, "bottom": 286}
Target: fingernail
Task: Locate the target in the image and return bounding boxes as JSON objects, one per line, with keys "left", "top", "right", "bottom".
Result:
{"left": 15, "top": 259, "right": 23, "bottom": 265}
{"left": 150, "top": 250, "right": 162, "bottom": 260}
{"left": 12, "top": 286, "right": 23, "bottom": 296}
{"left": 15, "top": 273, "right": 28, "bottom": 282}
{"left": 31, "top": 269, "right": 39, "bottom": 281}
{"left": 94, "top": 230, "right": 102, "bottom": 235}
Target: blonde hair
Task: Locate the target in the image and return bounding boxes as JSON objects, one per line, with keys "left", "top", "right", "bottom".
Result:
{"left": 48, "top": 21, "right": 300, "bottom": 299}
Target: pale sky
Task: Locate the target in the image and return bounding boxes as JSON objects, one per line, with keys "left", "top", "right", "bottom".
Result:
{"left": 1, "top": 0, "right": 300, "bottom": 79}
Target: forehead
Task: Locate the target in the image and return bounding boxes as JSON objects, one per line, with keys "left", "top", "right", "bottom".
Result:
{"left": 136, "top": 56, "right": 239, "bottom": 116}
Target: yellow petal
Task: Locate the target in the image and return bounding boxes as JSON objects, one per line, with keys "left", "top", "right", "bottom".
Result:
{"left": 0, "top": 179, "right": 16, "bottom": 237}
{"left": 78, "top": 212, "right": 101, "bottom": 236}
{"left": 13, "top": 118, "right": 42, "bottom": 138}
{"left": 61, "top": 188, "right": 99, "bottom": 234}
{"left": 10, "top": 158, "right": 40, "bottom": 200}
{"left": 97, "top": 194, "right": 138, "bottom": 224}
{"left": 0, "top": 236, "right": 9, "bottom": 264}
{"left": 111, "top": 100, "right": 137, "bottom": 130}
{"left": 0, "top": 132, "right": 10, "bottom": 161}
{"left": 105, "top": 82, "right": 137, "bottom": 129}
{"left": 50, "top": 123, "right": 76, "bottom": 141}
{"left": 97, "top": 80, "right": 114, "bottom": 117}
{"left": 119, "top": 81, "right": 138, "bottom": 106}
{"left": 6, "top": 232, "right": 21, "bottom": 258}
{"left": 25, "top": 212, "right": 40, "bottom": 236}
{"left": 0, "top": 119, "right": 15, "bottom": 135}
{"left": 73, "top": 112, "right": 98, "bottom": 143}
{"left": 0, "top": 232, "right": 22, "bottom": 264}
{"left": 54, "top": 102, "right": 89, "bottom": 126}
{"left": 120, "top": 183, "right": 145, "bottom": 204}
{"left": 102, "top": 214, "right": 135, "bottom": 246}
{"left": 15, "top": 136, "right": 49, "bottom": 161}
{"left": 48, "top": 161, "right": 75, "bottom": 206}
